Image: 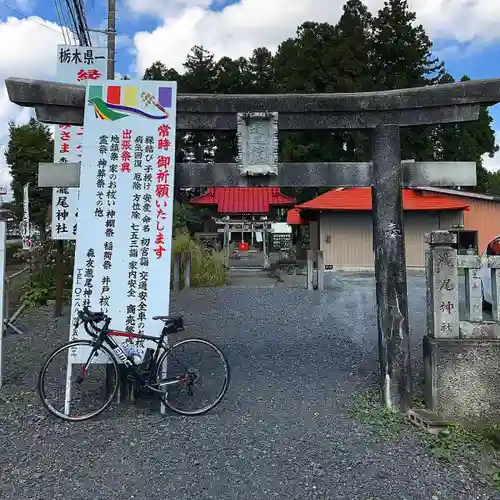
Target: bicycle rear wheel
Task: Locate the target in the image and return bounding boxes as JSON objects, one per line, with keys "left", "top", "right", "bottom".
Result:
{"left": 38, "top": 340, "right": 119, "bottom": 421}
{"left": 156, "top": 338, "right": 230, "bottom": 416}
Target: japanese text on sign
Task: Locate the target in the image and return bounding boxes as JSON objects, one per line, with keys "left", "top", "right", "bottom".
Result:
{"left": 68, "top": 80, "right": 177, "bottom": 361}
{"left": 52, "top": 44, "right": 107, "bottom": 241}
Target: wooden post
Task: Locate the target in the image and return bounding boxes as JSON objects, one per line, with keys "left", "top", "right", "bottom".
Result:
{"left": 317, "top": 250, "right": 325, "bottom": 291}
{"left": 307, "top": 250, "right": 314, "bottom": 291}
{"left": 184, "top": 253, "right": 191, "bottom": 289}
{"left": 224, "top": 223, "right": 230, "bottom": 268}
{"left": 371, "top": 125, "right": 411, "bottom": 410}
{"left": 54, "top": 239, "right": 65, "bottom": 316}
{"left": 3, "top": 276, "right": 9, "bottom": 336}
{"left": 173, "top": 253, "right": 180, "bottom": 292}
{"left": 263, "top": 227, "right": 269, "bottom": 268}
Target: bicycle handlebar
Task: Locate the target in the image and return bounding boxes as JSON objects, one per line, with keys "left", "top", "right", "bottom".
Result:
{"left": 77, "top": 307, "right": 108, "bottom": 338}
{"left": 78, "top": 307, "right": 107, "bottom": 323}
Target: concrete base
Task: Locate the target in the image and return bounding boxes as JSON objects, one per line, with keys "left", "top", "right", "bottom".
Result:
{"left": 424, "top": 335, "right": 500, "bottom": 422}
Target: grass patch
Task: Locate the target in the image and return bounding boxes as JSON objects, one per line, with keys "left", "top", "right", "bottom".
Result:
{"left": 348, "top": 389, "right": 407, "bottom": 441}
{"left": 349, "top": 388, "right": 500, "bottom": 489}
{"left": 172, "top": 230, "right": 227, "bottom": 287}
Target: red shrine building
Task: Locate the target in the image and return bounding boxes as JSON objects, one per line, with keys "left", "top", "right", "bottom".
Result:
{"left": 189, "top": 187, "right": 296, "bottom": 246}
{"left": 287, "top": 187, "right": 474, "bottom": 269}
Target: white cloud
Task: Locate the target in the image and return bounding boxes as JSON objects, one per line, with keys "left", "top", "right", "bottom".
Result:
{"left": 0, "top": 15, "right": 63, "bottom": 194}
{"left": 125, "top": 0, "right": 211, "bottom": 19}
{"left": 483, "top": 153, "right": 500, "bottom": 173}
{"left": 483, "top": 130, "right": 500, "bottom": 173}
{"left": 132, "top": 0, "right": 500, "bottom": 75}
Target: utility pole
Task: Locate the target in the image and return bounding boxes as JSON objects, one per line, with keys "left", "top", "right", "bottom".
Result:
{"left": 106, "top": 0, "right": 116, "bottom": 79}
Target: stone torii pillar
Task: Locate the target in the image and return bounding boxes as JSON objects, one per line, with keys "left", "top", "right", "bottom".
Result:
{"left": 7, "top": 76, "right": 500, "bottom": 410}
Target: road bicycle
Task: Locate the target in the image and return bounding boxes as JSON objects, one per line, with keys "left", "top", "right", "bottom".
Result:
{"left": 38, "top": 307, "right": 230, "bottom": 422}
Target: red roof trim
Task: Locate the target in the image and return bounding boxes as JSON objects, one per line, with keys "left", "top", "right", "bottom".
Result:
{"left": 296, "top": 188, "right": 470, "bottom": 212}
{"left": 287, "top": 208, "right": 307, "bottom": 225}
{"left": 189, "top": 188, "right": 296, "bottom": 214}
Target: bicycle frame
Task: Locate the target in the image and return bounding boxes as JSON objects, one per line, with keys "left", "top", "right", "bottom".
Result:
{"left": 81, "top": 317, "right": 179, "bottom": 394}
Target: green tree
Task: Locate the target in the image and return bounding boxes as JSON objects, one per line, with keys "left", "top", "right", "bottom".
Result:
{"left": 141, "top": 1, "right": 499, "bottom": 200}
{"left": 435, "top": 75, "right": 499, "bottom": 193}
{"left": 333, "top": 0, "right": 375, "bottom": 162}
{"left": 274, "top": 22, "right": 339, "bottom": 93}
{"left": 5, "top": 118, "right": 53, "bottom": 237}
{"left": 274, "top": 12, "right": 374, "bottom": 202}
{"left": 371, "top": 0, "right": 445, "bottom": 161}
{"left": 183, "top": 45, "right": 217, "bottom": 92}
{"left": 485, "top": 170, "right": 500, "bottom": 195}
{"left": 214, "top": 56, "right": 249, "bottom": 93}
{"left": 143, "top": 61, "right": 181, "bottom": 83}
{"left": 371, "top": 0, "right": 444, "bottom": 89}
{"left": 334, "top": 0, "right": 374, "bottom": 93}
{"left": 246, "top": 48, "right": 275, "bottom": 93}
{"left": 180, "top": 46, "right": 223, "bottom": 166}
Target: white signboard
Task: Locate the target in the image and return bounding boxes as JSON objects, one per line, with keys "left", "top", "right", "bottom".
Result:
{"left": 52, "top": 45, "right": 107, "bottom": 240}
{"left": 69, "top": 80, "right": 177, "bottom": 361}
{"left": 20, "top": 183, "right": 32, "bottom": 250}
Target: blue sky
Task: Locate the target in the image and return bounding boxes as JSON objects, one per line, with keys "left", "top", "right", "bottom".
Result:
{"left": 0, "top": 0, "right": 499, "bottom": 191}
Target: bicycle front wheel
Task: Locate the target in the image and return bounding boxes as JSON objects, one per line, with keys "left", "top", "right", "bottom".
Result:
{"left": 156, "top": 338, "right": 230, "bottom": 416}
{"left": 38, "top": 340, "right": 119, "bottom": 421}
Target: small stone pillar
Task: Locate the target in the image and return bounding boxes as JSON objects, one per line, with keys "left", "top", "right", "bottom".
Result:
{"left": 306, "top": 250, "right": 324, "bottom": 291}
{"left": 458, "top": 255, "right": 483, "bottom": 322}
{"left": 172, "top": 252, "right": 191, "bottom": 291}
{"left": 173, "top": 253, "right": 181, "bottom": 293}
{"left": 490, "top": 256, "right": 500, "bottom": 322}
{"left": 263, "top": 228, "right": 270, "bottom": 269}
{"left": 317, "top": 250, "right": 325, "bottom": 291}
{"left": 425, "top": 231, "right": 459, "bottom": 338}
{"left": 184, "top": 253, "right": 191, "bottom": 289}
{"left": 223, "top": 223, "right": 230, "bottom": 268}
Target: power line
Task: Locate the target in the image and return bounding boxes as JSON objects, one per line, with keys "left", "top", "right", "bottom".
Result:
{"left": 0, "top": 0, "right": 66, "bottom": 36}
{"left": 53, "top": 0, "right": 70, "bottom": 44}
{"left": 63, "top": 0, "right": 91, "bottom": 46}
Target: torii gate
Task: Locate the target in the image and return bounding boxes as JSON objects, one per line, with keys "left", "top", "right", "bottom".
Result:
{"left": 6, "top": 75, "right": 500, "bottom": 410}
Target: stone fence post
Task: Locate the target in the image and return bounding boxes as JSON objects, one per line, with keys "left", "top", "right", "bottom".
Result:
{"left": 425, "top": 231, "right": 459, "bottom": 339}
{"left": 457, "top": 255, "right": 483, "bottom": 323}
{"left": 306, "top": 250, "right": 325, "bottom": 291}
{"left": 172, "top": 252, "right": 191, "bottom": 292}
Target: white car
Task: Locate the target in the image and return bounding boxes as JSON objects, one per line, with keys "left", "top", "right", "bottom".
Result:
{"left": 478, "top": 236, "right": 500, "bottom": 306}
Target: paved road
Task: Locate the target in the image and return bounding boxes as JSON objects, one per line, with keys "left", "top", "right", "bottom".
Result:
{"left": 0, "top": 274, "right": 498, "bottom": 499}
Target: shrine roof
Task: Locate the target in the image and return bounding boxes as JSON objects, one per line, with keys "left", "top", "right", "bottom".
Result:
{"left": 189, "top": 188, "right": 296, "bottom": 214}
{"left": 296, "top": 188, "right": 470, "bottom": 212}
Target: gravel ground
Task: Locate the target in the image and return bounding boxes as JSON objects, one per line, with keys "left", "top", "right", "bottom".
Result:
{"left": 0, "top": 273, "right": 498, "bottom": 500}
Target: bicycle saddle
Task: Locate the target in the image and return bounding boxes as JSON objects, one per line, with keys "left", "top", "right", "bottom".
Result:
{"left": 153, "top": 314, "right": 183, "bottom": 322}
{"left": 153, "top": 314, "right": 184, "bottom": 331}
